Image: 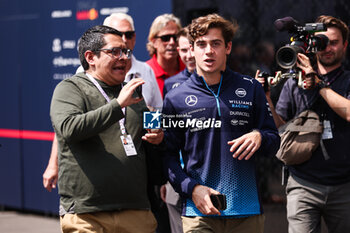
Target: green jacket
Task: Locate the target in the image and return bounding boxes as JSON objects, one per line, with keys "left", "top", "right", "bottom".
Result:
{"left": 50, "top": 72, "right": 150, "bottom": 214}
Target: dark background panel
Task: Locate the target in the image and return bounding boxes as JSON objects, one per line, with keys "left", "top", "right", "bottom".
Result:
{"left": 0, "top": 139, "right": 22, "bottom": 209}
{"left": 22, "top": 140, "right": 59, "bottom": 214}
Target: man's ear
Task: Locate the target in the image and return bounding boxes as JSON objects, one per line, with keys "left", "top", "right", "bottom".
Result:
{"left": 343, "top": 40, "right": 348, "bottom": 53}
{"left": 225, "top": 41, "right": 232, "bottom": 55}
{"left": 131, "top": 32, "right": 136, "bottom": 48}
{"left": 85, "top": 50, "right": 95, "bottom": 66}
{"left": 151, "top": 38, "right": 158, "bottom": 50}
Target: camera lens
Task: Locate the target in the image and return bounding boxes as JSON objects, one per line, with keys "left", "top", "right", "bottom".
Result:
{"left": 276, "top": 44, "right": 304, "bottom": 69}
{"left": 313, "top": 34, "right": 329, "bottom": 51}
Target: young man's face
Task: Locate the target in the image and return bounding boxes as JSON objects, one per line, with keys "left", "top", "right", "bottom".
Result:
{"left": 192, "top": 27, "right": 231, "bottom": 77}
{"left": 89, "top": 34, "right": 127, "bottom": 85}
{"left": 316, "top": 27, "right": 348, "bottom": 68}
{"left": 153, "top": 21, "right": 179, "bottom": 60}
{"left": 178, "top": 35, "right": 196, "bottom": 73}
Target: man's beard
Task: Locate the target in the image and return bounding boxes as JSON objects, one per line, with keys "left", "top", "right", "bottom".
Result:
{"left": 318, "top": 53, "right": 343, "bottom": 67}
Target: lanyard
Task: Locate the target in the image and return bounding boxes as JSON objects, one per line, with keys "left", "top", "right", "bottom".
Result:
{"left": 86, "top": 73, "right": 127, "bottom": 136}
{"left": 201, "top": 74, "right": 223, "bottom": 117}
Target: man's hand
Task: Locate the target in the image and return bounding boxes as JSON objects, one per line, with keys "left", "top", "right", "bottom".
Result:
{"left": 255, "top": 69, "right": 271, "bottom": 96}
{"left": 192, "top": 185, "right": 221, "bottom": 215}
{"left": 117, "top": 78, "right": 145, "bottom": 108}
{"left": 43, "top": 165, "right": 58, "bottom": 192}
{"left": 296, "top": 53, "right": 315, "bottom": 75}
{"left": 43, "top": 135, "right": 59, "bottom": 192}
{"left": 142, "top": 129, "right": 164, "bottom": 145}
{"left": 255, "top": 70, "right": 266, "bottom": 86}
{"left": 296, "top": 53, "right": 321, "bottom": 89}
{"left": 160, "top": 184, "right": 167, "bottom": 202}
{"left": 227, "top": 130, "right": 262, "bottom": 160}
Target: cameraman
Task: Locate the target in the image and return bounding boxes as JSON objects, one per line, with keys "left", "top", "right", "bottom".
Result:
{"left": 263, "top": 15, "right": 350, "bottom": 233}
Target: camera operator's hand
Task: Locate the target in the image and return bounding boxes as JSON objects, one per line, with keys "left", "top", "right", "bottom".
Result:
{"left": 297, "top": 53, "right": 320, "bottom": 89}
{"left": 116, "top": 78, "right": 144, "bottom": 108}
{"left": 296, "top": 53, "right": 315, "bottom": 75}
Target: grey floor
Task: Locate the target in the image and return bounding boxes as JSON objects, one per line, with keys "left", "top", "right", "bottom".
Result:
{"left": 0, "top": 203, "right": 328, "bottom": 233}
{"left": 0, "top": 205, "right": 287, "bottom": 233}
{"left": 0, "top": 203, "right": 330, "bottom": 233}
{"left": 0, "top": 211, "right": 60, "bottom": 233}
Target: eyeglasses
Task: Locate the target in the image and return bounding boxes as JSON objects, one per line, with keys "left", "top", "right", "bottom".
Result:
{"left": 155, "top": 34, "right": 177, "bottom": 42}
{"left": 120, "top": 31, "right": 135, "bottom": 39}
{"left": 96, "top": 47, "right": 132, "bottom": 59}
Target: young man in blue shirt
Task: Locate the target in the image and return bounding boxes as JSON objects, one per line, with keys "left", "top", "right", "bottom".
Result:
{"left": 162, "top": 14, "right": 280, "bottom": 233}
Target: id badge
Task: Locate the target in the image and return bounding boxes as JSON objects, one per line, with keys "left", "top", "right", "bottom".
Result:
{"left": 322, "top": 120, "right": 333, "bottom": 140}
{"left": 120, "top": 135, "right": 137, "bottom": 156}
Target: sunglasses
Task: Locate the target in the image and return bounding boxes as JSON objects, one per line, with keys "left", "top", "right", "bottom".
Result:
{"left": 96, "top": 47, "right": 132, "bottom": 59}
{"left": 155, "top": 34, "right": 177, "bottom": 42}
{"left": 120, "top": 31, "right": 135, "bottom": 39}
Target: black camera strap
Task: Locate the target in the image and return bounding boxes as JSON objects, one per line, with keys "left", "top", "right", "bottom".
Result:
{"left": 308, "top": 68, "right": 345, "bottom": 162}
{"left": 318, "top": 66, "right": 344, "bottom": 86}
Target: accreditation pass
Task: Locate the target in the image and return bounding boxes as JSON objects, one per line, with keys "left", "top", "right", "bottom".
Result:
{"left": 120, "top": 135, "right": 137, "bottom": 156}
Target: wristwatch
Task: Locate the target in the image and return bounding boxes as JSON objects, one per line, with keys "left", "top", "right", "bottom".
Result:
{"left": 317, "top": 79, "right": 329, "bottom": 89}
{"left": 306, "top": 72, "right": 329, "bottom": 89}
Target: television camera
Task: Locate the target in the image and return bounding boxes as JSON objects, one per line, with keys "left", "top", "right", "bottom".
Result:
{"left": 263, "top": 16, "right": 329, "bottom": 89}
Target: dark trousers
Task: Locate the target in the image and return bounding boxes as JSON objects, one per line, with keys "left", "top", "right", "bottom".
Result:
{"left": 148, "top": 185, "right": 171, "bottom": 233}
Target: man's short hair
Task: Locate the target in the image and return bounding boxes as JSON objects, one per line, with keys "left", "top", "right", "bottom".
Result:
{"left": 188, "top": 14, "right": 238, "bottom": 46}
{"left": 103, "top": 13, "right": 135, "bottom": 31}
{"left": 177, "top": 26, "right": 189, "bottom": 41}
{"left": 78, "top": 25, "right": 122, "bottom": 71}
{"left": 146, "top": 13, "right": 182, "bottom": 56}
{"left": 316, "top": 15, "right": 349, "bottom": 44}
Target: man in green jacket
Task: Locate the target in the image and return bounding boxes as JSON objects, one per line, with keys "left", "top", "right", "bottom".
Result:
{"left": 50, "top": 25, "right": 163, "bottom": 233}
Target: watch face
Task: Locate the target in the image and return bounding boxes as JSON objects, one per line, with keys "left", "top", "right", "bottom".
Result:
{"left": 318, "top": 80, "right": 328, "bottom": 89}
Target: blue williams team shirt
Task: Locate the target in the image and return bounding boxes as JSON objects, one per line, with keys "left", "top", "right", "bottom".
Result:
{"left": 163, "top": 68, "right": 192, "bottom": 97}
{"left": 163, "top": 68, "right": 192, "bottom": 168}
{"left": 162, "top": 68, "right": 280, "bottom": 217}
